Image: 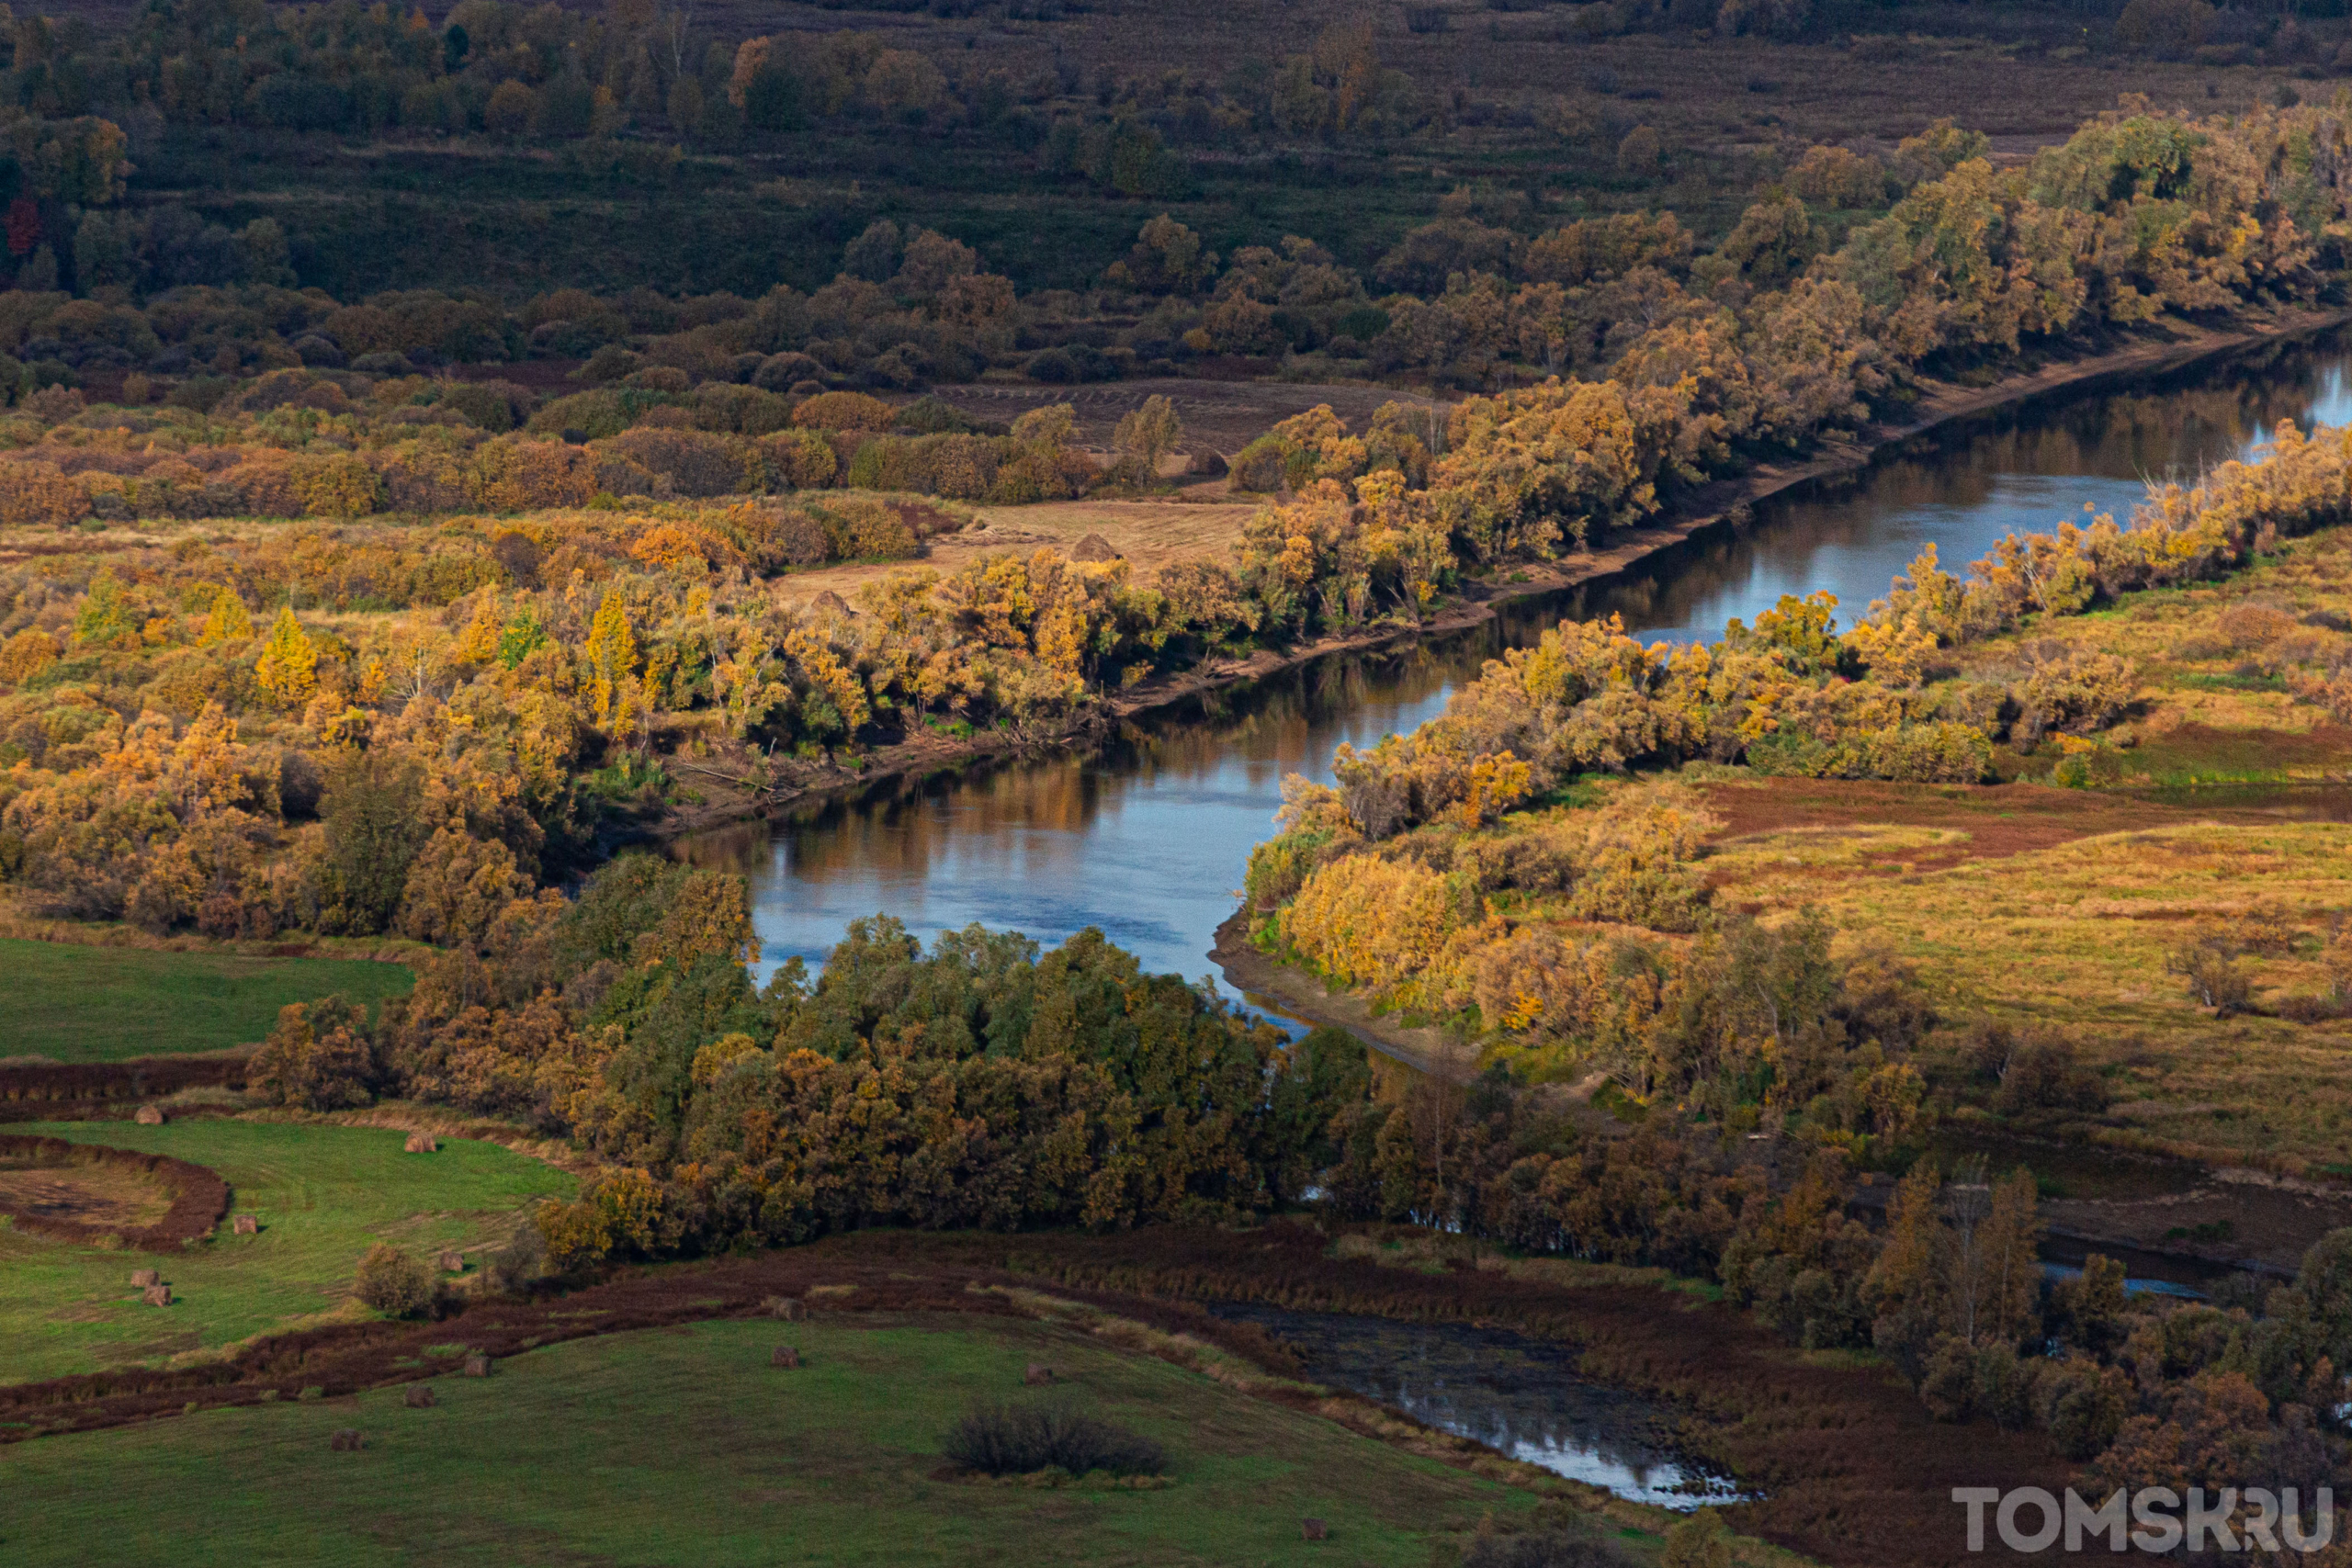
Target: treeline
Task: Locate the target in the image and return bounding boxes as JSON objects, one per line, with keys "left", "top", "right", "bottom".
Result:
{"left": 246, "top": 861, "right": 1363, "bottom": 1257}
{"left": 0, "top": 95, "right": 2338, "bottom": 413}
{"left": 0, "top": 371, "right": 1116, "bottom": 526}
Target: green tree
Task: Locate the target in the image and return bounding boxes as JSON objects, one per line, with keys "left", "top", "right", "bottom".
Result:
{"left": 320, "top": 749, "right": 427, "bottom": 934}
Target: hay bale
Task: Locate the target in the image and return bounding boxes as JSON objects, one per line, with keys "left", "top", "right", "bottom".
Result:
{"left": 142, "top": 1284, "right": 172, "bottom": 1307}
{"left": 328, "top": 1428, "right": 363, "bottom": 1452}
{"left": 1302, "top": 1517, "right": 1329, "bottom": 1541}
{"left": 461, "top": 1353, "right": 492, "bottom": 1377}
{"left": 233, "top": 1214, "right": 259, "bottom": 1235}
{"left": 130, "top": 1269, "right": 161, "bottom": 1288}
{"left": 1069, "top": 532, "right": 1119, "bottom": 562}
{"left": 770, "top": 1345, "right": 802, "bottom": 1370}
{"left": 404, "top": 1384, "right": 436, "bottom": 1409}
{"left": 761, "top": 1295, "right": 803, "bottom": 1321}
{"left": 134, "top": 1105, "right": 165, "bottom": 1125}
{"left": 438, "top": 1250, "right": 465, "bottom": 1274}
{"left": 1023, "top": 1362, "right": 1057, "bottom": 1386}
{"left": 402, "top": 1132, "right": 437, "bottom": 1154}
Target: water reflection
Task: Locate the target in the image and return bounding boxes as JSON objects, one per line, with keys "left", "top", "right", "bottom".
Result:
{"left": 684, "top": 328, "right": 2352, "bottom": 991}
{"left": 1208, "top": 1302, "right": 1743, "bottom": 1508}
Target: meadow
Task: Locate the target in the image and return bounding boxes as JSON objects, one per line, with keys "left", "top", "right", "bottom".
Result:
{"left": 0, "top": 1118, "right": 573, "bottom": 1383}
{"left": 0, "top": 941, "right": 414, "bottom": 1065}
{"left": 0, "top": 1313, "right": 1563, "bottom": 1568}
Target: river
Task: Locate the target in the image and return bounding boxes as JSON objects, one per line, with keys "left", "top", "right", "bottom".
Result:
{"left": 678, "top": 331, "right": 2352, "bottom": 994}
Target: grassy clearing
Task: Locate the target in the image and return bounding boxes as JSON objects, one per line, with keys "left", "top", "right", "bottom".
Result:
{"left": 0, "top": 1119, "right": 573, "bottom": 1384}
{"left": 1709, "top": 814, "right": 2352, "bottom": 1163}
{"left": 0, "top": 941, "right": 413, "bottom": 1064}
{"left": 0, "top": 1314, "right": 1552, "bottom": 1568}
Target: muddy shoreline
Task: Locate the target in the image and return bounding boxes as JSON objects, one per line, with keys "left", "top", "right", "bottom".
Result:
{"left": 642, "top": 304, "right": 2352, "bottom": 848}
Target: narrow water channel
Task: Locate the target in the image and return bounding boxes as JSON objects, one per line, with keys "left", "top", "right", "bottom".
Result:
{"left": 1207, "top": 1301, "right": 1744, "bottom": 1508}
{"left": 677, "top": 331, "right": 2352, "bottom": 991}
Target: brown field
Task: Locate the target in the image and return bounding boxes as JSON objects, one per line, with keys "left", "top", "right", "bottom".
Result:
{"left": 0, "top": 1163, "right": 173, "bottom": 1229}
{"left": 770, "top": 495, "right": 1262, "bottom": 607}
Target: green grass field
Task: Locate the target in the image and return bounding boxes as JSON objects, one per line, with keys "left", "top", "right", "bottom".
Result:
{"left": 0, "top": 1314, "right": 1554, "bottom": 1567}
{"left": 0, "top": 1120, "right": 573, "bottom": 1384}
{"left": 0, "top": 940, "right": 413, "bottom": 1063}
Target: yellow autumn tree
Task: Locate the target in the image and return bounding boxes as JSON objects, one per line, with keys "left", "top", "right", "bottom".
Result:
{"left": 254, "top": 605, "right": 318, "bottom": 706}
{"left": 454, "top": 590, "right": 503, "bottom": 665}
{"left": 584, "top": 592, "right": 639, "bottom": 726}
{"left": 197, "top": 586, "right": 254, "bottom": 647}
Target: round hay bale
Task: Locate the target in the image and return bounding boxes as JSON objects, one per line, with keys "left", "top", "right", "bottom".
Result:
{"left": 1186, "top": 447, "right": 1229, "bottom": 479}
{"left": 134, "top": 1105, "right": 166, "bottom": 1125}
{"left": 328, "top": 1428, "right": 363, "bottom": 1452}
{"left": 770, "top": 1345, "right": 802, "bottom": 1370}
{"left": 1023, "top": 1362, "right": 1057, "bottom": 1386}
{"left": 130, "top": 1269, "right": 161, "bottom": 1288}
{"left": 404, "top": 1384, "right": 437, "bottom": 1409}
{"left": 1302, "top": 1517, "right": 1329, "bottom": 1541}
{"left": 232, "top": 1214, "right": 259, "bottom": 1235}
{"left": 438, "top": 1250, "right": 465, "bottom": 1274}
{"left": 402, "top": 1132, "right": 438, "bottom": 1154}
{"left": 142, "top": 1284, "right": 172, "bottom": 1307}
{"left": 1069, "top": 532, "right": 1119, "bottom": 563}
{"left": 461, "top": 1353, "right": 492, "bottom": 1378}
{"left": 761, "top": 1295, "right": 803, "bottom": 1321}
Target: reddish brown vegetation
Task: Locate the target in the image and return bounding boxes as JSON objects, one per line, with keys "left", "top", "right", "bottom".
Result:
{"left": 0, "top": 1055, "right": 248, "bottom": 1123}
{"left": 0, "top": 1134, "right": 227, "bottom": 1252}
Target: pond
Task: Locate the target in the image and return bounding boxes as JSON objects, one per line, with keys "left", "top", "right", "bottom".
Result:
{"left": 1208, "top": 1300, "right": 1745, "bottom": 1509}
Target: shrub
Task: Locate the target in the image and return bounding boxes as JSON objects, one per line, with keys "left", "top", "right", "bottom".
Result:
{"left": 250, "top": 997, "right": 379, "bottom": 1111}
{"left": 354, "top": 1242, "right": 435, "bottom": 1316}
{"left": 756, "top": 428, "right": 838, "bottom": 490}
{"left": 790, "top": 390, "right": 896, "bottom": 431}
{"left": 601, "top": 428, "right": 751, "bottom": 497}
{"left": 942, "top": 1402, "right": 1165, "bottom": 1477}
{"left": 0, "top": 459, "right": 94, "bottom": 526}
{"left": 1228, "top": 434, "right": 1290, "bottom": 493}
{"left": 440, "top": 379, "right": 531, "bottom": 433}
{"left": 809, "top": 497, "right": 917, "bottom": 559}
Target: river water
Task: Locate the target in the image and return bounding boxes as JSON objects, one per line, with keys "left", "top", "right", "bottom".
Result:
{"left": 679, "top": 332, "right": 2352, "bottom": 992}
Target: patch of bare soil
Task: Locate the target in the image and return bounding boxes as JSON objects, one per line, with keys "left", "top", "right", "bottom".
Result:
{"left": 1698, "top": 779, "right": 2293, "bottom": 865}
{"left": 0, "top": 1165, "right": 173, "bottom": 1229}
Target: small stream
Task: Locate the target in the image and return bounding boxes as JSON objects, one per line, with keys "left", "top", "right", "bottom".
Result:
{"left": 1208, "top": 1302, "right": 1745, "bottom": 1509}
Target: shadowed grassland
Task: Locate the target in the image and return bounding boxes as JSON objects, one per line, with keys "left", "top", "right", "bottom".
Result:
{"left": 0, "top": 1314, "right": 1555, "bottom": 1568}
{"left": 0, "top": 1120, "right": 572, "bottom": 1384}
{"left": 0, "top": 941, "right": 413, "bottom": 1065}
